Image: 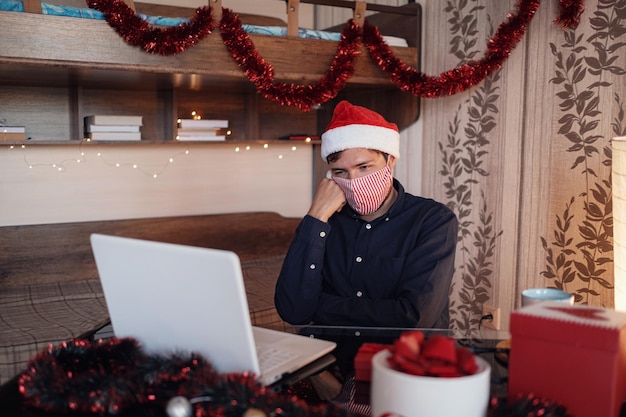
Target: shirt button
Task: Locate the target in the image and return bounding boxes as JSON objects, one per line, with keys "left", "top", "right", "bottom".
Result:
{"left": 319, "top": 231, "right": 326, "bottom": 238}
{"left": 365, "top": 224, "right": 372, "bottom": 230}
{"left": 385, "top": 217, "right": 390, "bottom": 221}
{"left": 309, "top": 264, "right": 316, "bottom": 270}
{"left": 355, "top": 256, "right": 363, "bottom": 263}
{"left": 356, "top": 291, "right": 363, "bottom": 297}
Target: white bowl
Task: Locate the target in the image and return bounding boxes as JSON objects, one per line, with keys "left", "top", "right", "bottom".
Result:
{"left": 370, "top": 349, "right": 491, "bottom": 417}
{"left": 521, "top": 288, "right": 574, "bottom": 306}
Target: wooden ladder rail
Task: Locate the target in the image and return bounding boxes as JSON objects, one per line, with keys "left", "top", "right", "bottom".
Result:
{"left": 286, "top": 0, "right": 366, "bottom": 37}
{"left": 210, "top": 0, "right": 222, "bottom": 22}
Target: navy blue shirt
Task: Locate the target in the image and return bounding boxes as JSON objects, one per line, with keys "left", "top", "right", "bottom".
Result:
{"left": 275, "top": 180, "right": 458, "bottom": 328}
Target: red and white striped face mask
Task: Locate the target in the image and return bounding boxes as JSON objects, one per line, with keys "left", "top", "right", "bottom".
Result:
{"left": 333, "top": 165, "right": 393, "bottom": 215}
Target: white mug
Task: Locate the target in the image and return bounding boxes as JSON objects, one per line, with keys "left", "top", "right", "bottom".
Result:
{"left": 521, "top": 288, "right": 574, "bottom": 307}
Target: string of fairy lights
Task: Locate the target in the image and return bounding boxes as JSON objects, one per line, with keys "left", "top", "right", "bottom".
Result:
{"left": 5, "top": 141, "right": 305, "bottom": 178}
{"left": 3, "top": 111, "right": 313, "bottom": 179}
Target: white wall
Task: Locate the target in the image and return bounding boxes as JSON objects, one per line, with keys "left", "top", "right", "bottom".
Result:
{"left": 0, "top": 142, "right": 313, "bottom": 226}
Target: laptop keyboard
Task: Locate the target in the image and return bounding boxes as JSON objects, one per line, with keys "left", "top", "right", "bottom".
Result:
{"left": 256, "top": 344, "right": 298, "bottom": 372}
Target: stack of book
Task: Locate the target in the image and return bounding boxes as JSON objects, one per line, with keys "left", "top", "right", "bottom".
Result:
{"left": 0, "top": 125, "right": 27, "bottom": 141}
{"left": 84, "top": 115, "right": 143, "bottom": 141}
{"left": 176, "top": 118, "right": 229, "bottom": 141}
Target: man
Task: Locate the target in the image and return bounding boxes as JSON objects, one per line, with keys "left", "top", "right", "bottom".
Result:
{"left": 275, "top": 101, "right": 457, "bottom": 329}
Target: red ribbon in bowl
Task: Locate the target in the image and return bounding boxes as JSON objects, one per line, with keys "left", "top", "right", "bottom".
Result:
{"left": 387, "top": 331, "right": 478, "bottom": 377}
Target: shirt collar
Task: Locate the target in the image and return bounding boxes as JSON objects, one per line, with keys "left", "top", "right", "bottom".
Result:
{"left": 387, "top": 179, "right": 405, "bottom": 216}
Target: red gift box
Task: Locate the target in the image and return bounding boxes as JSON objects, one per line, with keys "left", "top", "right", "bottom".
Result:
{"left": 354, "top": 343, "right": 390, "bottom": 381}
{"left": 508, "top": 302, "right": 626, "bottom": 417}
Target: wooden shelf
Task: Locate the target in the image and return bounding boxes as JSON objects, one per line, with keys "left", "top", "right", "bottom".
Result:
{"left": 0, "top": 9, "right": 419, "bottom": 143}
{"left": 6, "top": 139, "right": 320, "bottom": 146}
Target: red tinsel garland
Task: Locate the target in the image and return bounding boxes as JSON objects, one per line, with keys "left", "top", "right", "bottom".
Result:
{"left": 219, "top": 8, "right": 361, "bottom": 111}
{"left": 84, "top": 0, "right": 585, "bottom": 107}
{"left": 362, "top": 0, "right": 541, "bottom": 98}
{"left": 86, "top": 0, "right": 214, "bottom": 55}
{"left": 556, "top": 0, "right": 585, "bottom": 28}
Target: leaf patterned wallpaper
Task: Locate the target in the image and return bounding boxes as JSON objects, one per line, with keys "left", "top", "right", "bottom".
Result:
{"left": 421, "top": 0, "right": 626, "bottom": 330}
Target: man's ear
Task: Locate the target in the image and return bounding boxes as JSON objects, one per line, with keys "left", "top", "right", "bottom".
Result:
{"left": 388, "top": 155, "right": 397, "bottom": 169}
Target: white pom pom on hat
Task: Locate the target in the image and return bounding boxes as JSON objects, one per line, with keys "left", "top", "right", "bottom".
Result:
{"left": 320, "top": 101, "right": 400, "bottom": 161}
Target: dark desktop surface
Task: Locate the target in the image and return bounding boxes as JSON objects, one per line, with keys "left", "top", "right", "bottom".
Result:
{"left": 0, "top": 325, "right": 509, "bottom": 417}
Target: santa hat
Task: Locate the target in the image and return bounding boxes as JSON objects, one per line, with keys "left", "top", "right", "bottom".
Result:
{"left": 320, "top": 101, "right": 400, "bottom": 161}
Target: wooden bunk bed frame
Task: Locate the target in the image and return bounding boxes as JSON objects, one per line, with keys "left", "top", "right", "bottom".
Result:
{"left": 0, "top": 0, "right": 420, "bottom": 129}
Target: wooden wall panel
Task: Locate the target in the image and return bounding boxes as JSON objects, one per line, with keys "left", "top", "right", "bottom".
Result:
{"left": 421, "top": 0, "right": 625, "bottom": 330}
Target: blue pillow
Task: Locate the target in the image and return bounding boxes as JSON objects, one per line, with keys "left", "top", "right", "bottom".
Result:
{"left": 42, "top": 3, "right": 104, "bottom": 19}
{"left": 41, "top": 2, "right": 190, "bottom": 26}
{"left": 0, "top": 0, "right": 24, "bottom": 12}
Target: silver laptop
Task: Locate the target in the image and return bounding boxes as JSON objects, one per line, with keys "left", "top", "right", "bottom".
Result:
{"left": 90, "top": 233, "right": 336, "bottom": 386}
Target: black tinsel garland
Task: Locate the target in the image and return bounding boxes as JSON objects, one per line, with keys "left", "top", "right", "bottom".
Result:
{"left": 19, "top": 338, "right": 346, "bottom": 417}
{"left": 19, "top": 338, "right": 574, "bottom": 417}
{"left": 488, "top": 395, "right": 573, "bottom": 417}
